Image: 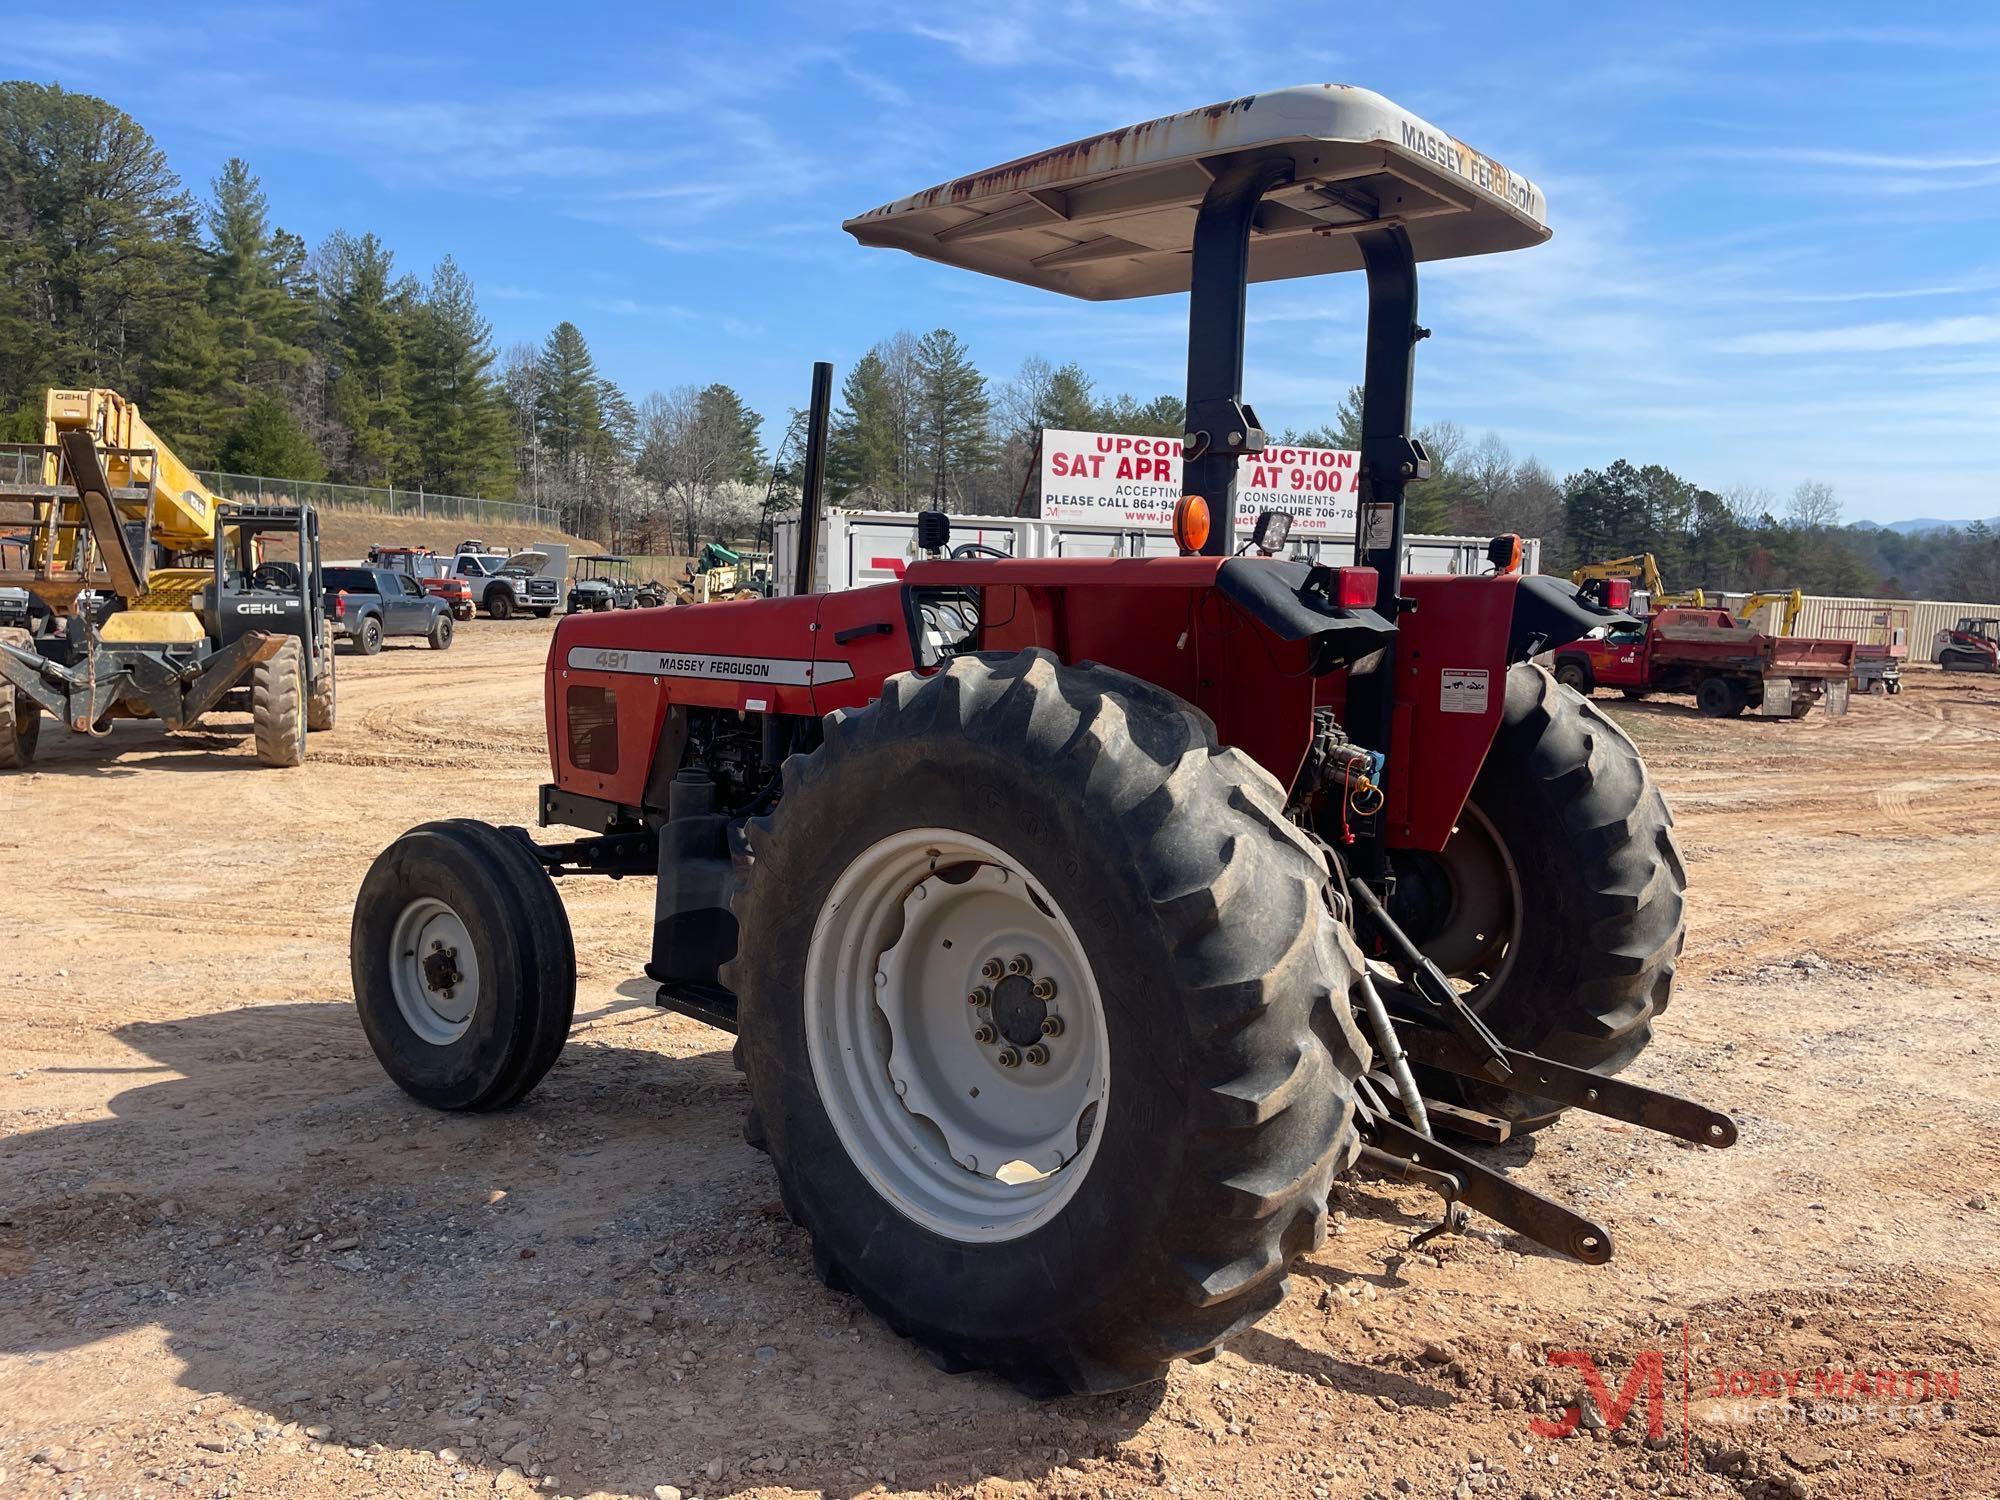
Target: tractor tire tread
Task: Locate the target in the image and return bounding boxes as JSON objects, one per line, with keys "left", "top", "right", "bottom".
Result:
{"left": 250, "top": 636, "right": 306, "bottom": 767}
{"left": 721, "top": 648, "right": 1369, "bottom": 1395}
{"left": 1456, "top": 667, "right": 1683, "bottom": 1128}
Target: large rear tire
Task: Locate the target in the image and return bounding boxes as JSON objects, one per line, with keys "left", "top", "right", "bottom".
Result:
{"left": 250, "top": 636, "right": 307, "bottom": 767}
{"left": 724, "top": 650, "right": 1370, "bottom": 1394}
{"left": 308, "top": 628, "right": 337, "bottom": 732}
{"left": 1397, "top": 665, "right": 1684, "bottom": 1132}
{"left": 351, "top": 820, "right": 575, "bottom": 1110}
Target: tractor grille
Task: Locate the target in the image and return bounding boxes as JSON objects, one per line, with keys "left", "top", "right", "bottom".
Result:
{"left": 566, "top": 685, "right": 619, "bottom": 772}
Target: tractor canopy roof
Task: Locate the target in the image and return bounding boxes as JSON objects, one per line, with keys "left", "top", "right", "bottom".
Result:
{"left": 843, "top": 85, "right": 1548, "bottom": 301}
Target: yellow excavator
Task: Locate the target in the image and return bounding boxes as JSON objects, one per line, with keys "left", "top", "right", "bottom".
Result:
{"left": 1729, "top": 588, "right": 1804, "bottom": 635}
{"left": 0, "top": 388, "right": 334, "bottom": 768}
{"left": 1570, "top": 553, "right": 1705, "bottom": 610}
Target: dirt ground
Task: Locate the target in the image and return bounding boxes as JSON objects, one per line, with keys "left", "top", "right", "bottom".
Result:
{"left": 2, "top": 624, "right": 1995, "bottom": 1500}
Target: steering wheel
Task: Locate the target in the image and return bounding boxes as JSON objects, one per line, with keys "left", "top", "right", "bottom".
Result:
{"left": 251, "top": 562, "right": 296, "bottom": 591}
{"left": 949, "top": 543, "right": 1012, "bottom": 561}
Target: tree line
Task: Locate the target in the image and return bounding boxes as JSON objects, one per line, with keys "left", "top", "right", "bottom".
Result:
{"left": 2, "top": 83, "right": 1990, "bottom": 599}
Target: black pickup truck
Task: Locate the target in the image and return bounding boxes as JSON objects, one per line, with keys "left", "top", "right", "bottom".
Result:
{"left": 325, "top": 565, "right": 455, "bottom": 654}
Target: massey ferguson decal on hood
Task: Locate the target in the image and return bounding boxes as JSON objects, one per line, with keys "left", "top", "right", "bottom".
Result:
{"left": 564, "top": 646, "right": 855, "bottom": 686}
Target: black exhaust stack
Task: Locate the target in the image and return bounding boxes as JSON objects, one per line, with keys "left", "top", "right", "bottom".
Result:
{"left": 794, "top": 360, "right": 833, "bottom": 597}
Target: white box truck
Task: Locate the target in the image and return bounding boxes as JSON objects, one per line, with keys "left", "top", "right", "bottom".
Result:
{"left": 769, "top": 507, "right": 1539, "bottom": 596}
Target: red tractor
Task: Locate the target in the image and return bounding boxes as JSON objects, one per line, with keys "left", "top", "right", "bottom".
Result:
{"left": 351, "top": 87, "right": 1728, "bottom": 1395}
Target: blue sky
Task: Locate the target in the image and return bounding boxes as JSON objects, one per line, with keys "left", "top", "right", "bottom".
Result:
{"left": 6, "top": 1, "right": 1998, "bottom": 522}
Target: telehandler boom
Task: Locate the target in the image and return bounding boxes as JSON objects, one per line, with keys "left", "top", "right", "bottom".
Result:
{"left": 0, "top": 388, "right": 334, "bottom": 767}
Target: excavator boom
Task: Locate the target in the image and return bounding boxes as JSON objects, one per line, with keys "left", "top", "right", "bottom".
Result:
{"left": 1571, "top": 552, "right": 1705, "bottom": 610}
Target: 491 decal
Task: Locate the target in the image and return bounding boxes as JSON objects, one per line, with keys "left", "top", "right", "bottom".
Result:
{"left": 564, "top": 646, "right": 854, "bottom": 687}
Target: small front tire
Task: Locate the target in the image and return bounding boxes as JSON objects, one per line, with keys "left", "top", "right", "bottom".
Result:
{"left": 308, "top": 629, "right": 337, "bottom": 732}
{"left": 428, "top": 613, "right": 455, "bottom": 651}
{"left": 0, "top": 627, "right": 40, "bottom": 769}
{"left": 486, "top": 592, "right": 514, "bottom": 621}
{"left": 352, "top": 820, "right": 575, "bottom": 1111}
{"left": 1553, "top": 659, "right": 1591, "bottom": 694}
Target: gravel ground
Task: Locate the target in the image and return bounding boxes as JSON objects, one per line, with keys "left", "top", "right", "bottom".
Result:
{"left": 1, "top": 620, "right": 1994, "bottom": 1499}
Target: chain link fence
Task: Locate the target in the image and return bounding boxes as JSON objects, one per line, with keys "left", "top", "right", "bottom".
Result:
{"left": 193, "top": 471, "right": 562, "bottom": 531}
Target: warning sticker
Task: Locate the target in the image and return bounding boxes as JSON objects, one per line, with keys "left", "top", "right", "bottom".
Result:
{"left": 1439, "top": 669, "right": 1490, "bottom": 714}
{"left": 1359, "top": 503, "right": 1396, "bottom": 552}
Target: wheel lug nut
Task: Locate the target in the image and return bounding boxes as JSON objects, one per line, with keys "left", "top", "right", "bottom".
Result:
{"left": 1039, "top": 1015, "right": 1064, "bottom": 1038}
{"left": 996, "top": 1047, "right": 1022, "bottom": 1068}
{"left": 1025, "top": 1044, "right": 1050, "bottom": 1066}
{"left": 972, "top": 1024, "right": 996, "bottom": 1045}
{"left": 1031, "top": 977, "right": 1056, "bottom": 1001}
{"left": 1005, "top": 954, "right": 1032, "bottom": 976}
{"left": 967, "top": 986, "right": 991, "bottom": 1007}
{"left": 980, "top": 958, "right": 1004, "bottom": 981}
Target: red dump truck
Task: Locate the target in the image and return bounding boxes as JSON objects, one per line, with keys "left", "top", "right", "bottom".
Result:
{"left": 1551, "top": 606, "right": 1855, "bottom": 718}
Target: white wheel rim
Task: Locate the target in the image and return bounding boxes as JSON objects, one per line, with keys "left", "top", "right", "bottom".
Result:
{"left": 804, "top": 828, "right": 1110, "bottom": 1243}
{"left": 390, "top": 897, "right": 480, "bottom": 1045}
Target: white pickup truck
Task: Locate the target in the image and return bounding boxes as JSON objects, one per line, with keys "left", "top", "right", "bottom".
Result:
{"left": 450, "top": 542, "right": 569, "bottom": 619}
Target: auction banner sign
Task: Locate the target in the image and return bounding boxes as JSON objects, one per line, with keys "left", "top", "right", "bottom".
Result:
{"left": 1039, "top": 428, "right": 1360, "bottom": 533}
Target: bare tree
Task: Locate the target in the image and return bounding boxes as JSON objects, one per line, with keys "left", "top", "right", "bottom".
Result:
{"left": 1786, "top": 479, "right": 1840, "bottom": 531}
{"left": 636, "top": 386, "right": 762, "bottom": 554}
{"left": 1722, "top": 482, "right": 1776, "bottom": 527}
{"left": 1465, "top": 430, "right": 1516, "bottom": 530}
{"left": 996, "top": 355, "right": 1056, "bottom": 447}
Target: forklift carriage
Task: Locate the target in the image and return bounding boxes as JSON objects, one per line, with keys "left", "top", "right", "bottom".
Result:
{"left": 352, "top": 86, "right": 1725, "bottom": 1395}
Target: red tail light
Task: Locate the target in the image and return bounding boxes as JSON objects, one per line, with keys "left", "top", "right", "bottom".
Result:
{"left": 1333, "top": 567, "right": 1378, "bottom": 609}
{"left": 331, "top": 594, "right": 346, "bottom": 618}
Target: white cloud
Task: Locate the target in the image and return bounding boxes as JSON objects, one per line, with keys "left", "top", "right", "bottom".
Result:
{"left": 1716, "top": 315, "right": 2000, "bottom": 355}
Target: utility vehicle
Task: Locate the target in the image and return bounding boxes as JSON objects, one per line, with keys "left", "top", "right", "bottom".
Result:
{"left": 352, "top": 87, "right": 1728, "bottom": 1395}
{"left": 567, "top": 554, "right": 650, "bottom": 612}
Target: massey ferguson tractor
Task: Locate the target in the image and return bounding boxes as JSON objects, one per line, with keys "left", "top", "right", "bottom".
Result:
{"left": 352, "top": 86, "right": 1730, "bottom": 1395}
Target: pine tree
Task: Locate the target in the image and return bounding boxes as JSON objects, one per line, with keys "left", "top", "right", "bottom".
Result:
{"left": 829, "top": 350, "right": 902, "bottom": 501}
{"left": 207, "top": 159, "right": 311, "bottom": 399}
{"left": 912, "top": 327, "right": 990, "bottom": 505}
{"left": 533, "top": 321, "right": 606, "bottom": 476}
{"left": 1096, "top": 392, "right": 1185, "bottom": 437}
{"left": 219, "top": 391, "right": 325, "bottom": 480}
{"left": 698, "top": 384, "right": 765, "bottom": 484}
{"left": 533, "top": 322, "right": 628, "bottom": 537}
{"left": 323, "top": 232, "right": 413, "bottom": 485}
{"left": 1037, "top": 362, "right": 1097, "bottom": 432}
{"left": 407, "top": 256, "right": 515, "bottom": 496}
{"left": 0, "top": 83, "right": 210, "bottom": 445}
